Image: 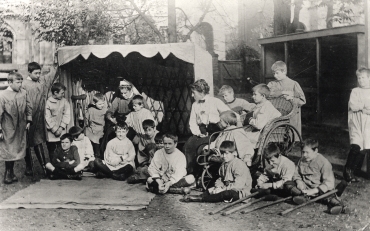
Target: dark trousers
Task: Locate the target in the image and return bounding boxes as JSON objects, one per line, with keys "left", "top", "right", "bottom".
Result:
{"left": 91, "top": 142, "right": 101, "bottom": 158}
{"left": 201, "top": 190, "right": 240, "bottom": 202}
{"left": 46, "top": 141, "right": 60, "bottom": 161}
{"left": 94, "top": 158, "right": 134, "bottom": 177}
{"left": 51, "top": 167, "right": 79, "bottom": 180}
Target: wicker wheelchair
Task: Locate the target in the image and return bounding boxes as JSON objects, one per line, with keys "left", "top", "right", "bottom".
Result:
{"left": 183, "top": 96, "right": 302, "bottom": 190}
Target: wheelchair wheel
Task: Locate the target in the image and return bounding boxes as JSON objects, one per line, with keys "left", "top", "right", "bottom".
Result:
{"left": 201, "top": 167, "right": 214, "bottom": 190}
{"left": 260, "top": 123, "right": 302, "bottom": 167}
{"left": 183, "top": 136, "right": 209, "bottom": 176}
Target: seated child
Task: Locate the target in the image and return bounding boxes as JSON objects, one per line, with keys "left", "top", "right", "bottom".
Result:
{"left": 125, "top": 95, "right": 156, "bottom": 146}
{"left": 94, "top": 122, "right": 135, "bottom": 181}
{"left": 183, "top": 141, "right": 252, "bottom": 203}
{"left": 85, "top": 93, "right": 107, "bottom": 158}
{"left": 283, "top": 138, "right": 347, "bottom": 215}
{"left": 146, "top": 133, "right": 195, "bottom": 194}
{"left": 268, "top": 61, "right": 306, "bottom": 135}
{"left": 127, "top": 132, "right": 164, "bottom": 184}
{"left": 69, "top": 126, "right": 95, "bottom": 171}
{"left": 45, "top": 133, "right": 85, "bottom": 180}
{"left": 244, "top": 84, "right": 281, "bottom": 147}
{"left": 219, "top": 85, "right": 256, "bottom": 124}
{"left": 136, "top": 119, "right": 159, "bottom": 166}
{"left": 205, "top": 110, "right": 254, "bottom": 166}
{"left": 256, "top": 143, "right": 295, "bottom": 194}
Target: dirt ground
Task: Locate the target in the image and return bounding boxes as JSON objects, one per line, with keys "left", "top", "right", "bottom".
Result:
{"left": 0, "top": 125, "right": 370, "bottom": 231}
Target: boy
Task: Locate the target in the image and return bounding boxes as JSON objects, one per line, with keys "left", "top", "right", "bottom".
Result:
{"left": 85, "top": 93, "right": 107, "bottom": 158}
{"left": 147, "top": 133, "right": 195, "bottom": 194}
{"left": 245, "top": 84, "right": 281, "bottom": 147}
{"left": 183, "top": 141, "right": 252, "bottom": 203}
{"left": 206, "top": 110, "right": 254, "bottom": 166}
{"left": 256, "top": 143, "right": 295, "bottom": 194}
{"left": 45, "top": 133, "right": 84, "bottom": 180}
{"left": 268, "top": 61, "right": 306, "bottom": 135}
{"left": 22, "top": 62, "right": 55, "bottom": 177}
{"left": 136, "top": 119, "right": 159, "bottom": 165}
{"left": 343, "top": 68, "right": 370, "bottom": 182}
{"left": 219, "top": 85, "right": 255, "bottom": 122}
{"left": 284, "top": 138, "right": 347, "bottom": 215}
{"left": 45, "top": 82, "right": 71, "bottom": 161}
{"left": 69, "top": 126, "right": 95, "bottom": 171}
{"left": 0, "top": 72, "right": 32, "bottom": 184}
{"left": 94, "top": 122, "right": 135, "bottom": 181}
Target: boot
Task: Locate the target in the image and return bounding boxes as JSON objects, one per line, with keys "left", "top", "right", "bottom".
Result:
{"left": 167, "top": 187, "right": 191, "bottom": 195}
{"left": 24, "top": 148, "right": 33, "bottom": 176}
{"left": 343, "top": 144, "right": 361, "bottom": 183}
{"left": 327, "top": 196, "right": 347, "bottom": 215}
{"left": 182, "top": 194, "right": 203, "bottom": 202}
{"left": 4, "top": 162, "right": 13, "bottom": 184}
{"left": 8, "top": 161, "right": 18, "bottom": 182}
{"left": 34, "top": 144, "right": 48, "bottom": 177}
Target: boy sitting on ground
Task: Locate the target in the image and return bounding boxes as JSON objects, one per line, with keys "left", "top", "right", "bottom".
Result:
{"left": 146, "top": 133, "right": 195, "bottom": 194}
{"left": 69, "top": 126, "right": 96, "bottom": 172}
{"left": 183, "top": 141, "right": 252, "bottom": 203}
{"left": 256, "top": 143, "right": 295, "bottom": 195}
{"left": 244, "top": 84, "right": 281, "bottom": 147}
{"left": 45, "top": 133, "right": 84, "bottom": 180}
{"left": 284, "top": 138, "right": 347, "bottom": 215}
{"left": 135, "top": 119, "right": 159, "bottom": 166}
{"left": 94, "top": 122, "right": 135, "bottom": 181}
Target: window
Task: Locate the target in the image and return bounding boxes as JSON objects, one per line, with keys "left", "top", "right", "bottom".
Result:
{"left": 0, "top": 30, "right": 13, "bottom": 64}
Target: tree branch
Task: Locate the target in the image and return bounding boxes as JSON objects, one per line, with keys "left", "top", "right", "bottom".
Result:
{"left": 175, "top": 7, "right": 194, "bottom": 28}
{"left": 182, "top": 0, "right": 213, "bottom": 42}
{"left": 125, "top": 0, "right": 165, "bottom": 43}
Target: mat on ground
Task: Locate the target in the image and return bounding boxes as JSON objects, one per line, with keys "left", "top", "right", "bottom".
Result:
{"left": 0, "top": 177, "right": 155, "bottom": 210}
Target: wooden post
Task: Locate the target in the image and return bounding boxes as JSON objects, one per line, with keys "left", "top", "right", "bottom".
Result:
{"left": 261, "top": 45, "right": 265, "bottom": 83}
{"left": 168, "top": 0, "right": 176, "bottom": 43}
{"left": 316, "top": 38, "right": 321, "bottom": 123}
{"left": 366, "top": 0, "right": 370, "bottom": 67}
{"left": 284, "top": 42, "right": 289, "bottom": 75}
{"left": 358, "top": 33, "right": 366, "bottom": 68}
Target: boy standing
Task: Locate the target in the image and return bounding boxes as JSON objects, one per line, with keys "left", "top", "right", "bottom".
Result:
{"left": 0, "top": 72, "right": 32, "bottom": 184}
{"left": 147, "top": 133, "right": 195, "bottom": 194}
{"left": 183, "top": 141, "right": 252, "bottom": 203}
{"left": 94, "top": 122, "right": 135, "bottom": 181}
{"left": 22, "top": 62, "right": 55, "bottom": 176}
{"left": 256, "top": 143, "right": 295, "bottom": 193}
{"left": 284, "top": 138, "right": 346, "bottom": 215}
{"left": 45, "top": 83, "right": 71, "bottom": 161}
{"left": 219, "top": 85, "right": 255, "bottom": 120}
{"left": 268, "top": 61, "right": 306, "bottom": 135}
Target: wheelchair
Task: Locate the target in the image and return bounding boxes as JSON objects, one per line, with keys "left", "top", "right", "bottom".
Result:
{"left": 183, "top": 96, "right": 302, "bottom": 191}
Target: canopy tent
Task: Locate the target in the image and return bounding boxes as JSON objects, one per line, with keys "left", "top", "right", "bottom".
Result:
{"left": 57, "top": 43, "right": 213, "bottom": 136}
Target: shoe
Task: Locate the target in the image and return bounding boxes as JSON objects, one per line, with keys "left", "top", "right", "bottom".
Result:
{"left": 67, "top": 173, "right": 82, "bottom": 181}
{"left": 182, "top": 194, "right": 203, "bottom": 202}
{"left": 10, "top": 171, "right": 18, "bottom": 182}
{"left": 112, "top": 173, "right": 127, "bottom": 181}
{"left": 293, "top": 195, "right": 309, "bottom": 205}
{"left": 343, "top": 168, "right": 359, "bottom": 183}
{"left": 127, "top": 174, "right": 145, "bottom": 184}
{"left": 95, "top": 171, "right": 107, "bottom": 179}
{"left": 167, "top": 187, "right": 191, "bottom": 195}
{"left": 3, "top": 169, "right": 13, "bottom": 184}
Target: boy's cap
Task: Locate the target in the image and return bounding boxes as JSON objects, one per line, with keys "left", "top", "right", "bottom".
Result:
{"left": 69, "top": 126, "right": 84, "bottom": 136}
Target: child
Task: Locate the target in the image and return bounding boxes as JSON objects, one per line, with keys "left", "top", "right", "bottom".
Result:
{"left": 343, "top": 68, "right": 370, "bottom": 182}
{"left": 85, "top": 93, "right": 107, "bottom": 158}
{"left": 93, "top": 122, "right": 135, "bottom": 181}
{"left": 69, "top": 126, "right": 95, "bottom": 171}
{"left": 206, "top": 110, "right": 254, "bottom": 166}
{"left": 256, "top": 143, "right": 295, "bottom": 194}
{"left": 125, "top": 95, "right": 156, "bottom": 145}
{"left": 283, "top": 138, "right": 346, "bottom": 215}
{"left": 183, "top": 141, "right": 252, "bottom": 203}
{"left": 45, "top": 82, "right": 71, "bottom": 161}
{"left": 268, "top": 61, "right": 306, "bottom": 135}
{"left": 189, "top": 79, "right": 231, "bottom": 137}
{"left": 135, "top": 119, "right": 159, "bottom": 166}
{"left": 219, "top": 85, "right": 256, "bottom": 123}
{"left": 146, "top": 133, "right": 195, "bottom": 194}
{"left": 22, "top": 62, "right": 55, "bottom": 177}
{"left": 45, "top": 133, "right": 84, "bottom": 180}
{"left": 244, "top": 84, "right": 281, "bottom": 147}
{"left": 0, "top": 72, "right": 32, "bottom": 184}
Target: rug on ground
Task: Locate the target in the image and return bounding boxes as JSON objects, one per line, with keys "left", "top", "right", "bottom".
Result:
{"left": 0, "top": 177, "right": 155, "bottom": 210}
